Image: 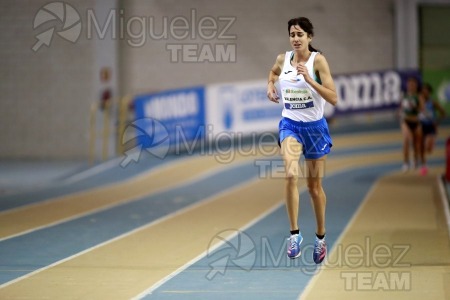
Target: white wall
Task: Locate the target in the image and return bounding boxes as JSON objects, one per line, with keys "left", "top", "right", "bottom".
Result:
{"left": 0, "top": 0, "right": 120, "bottom": 160}
{"left": 0, "top": 0, "right": 396, "bottom": 159}
{"left": 394, "top": 0, "right": 450, "bottom": 69}
{"left": 0, "top": 0, "right": 96, "bottom": 159}
{"left": 120, "top": 0, "right": 395, "bottom": 95}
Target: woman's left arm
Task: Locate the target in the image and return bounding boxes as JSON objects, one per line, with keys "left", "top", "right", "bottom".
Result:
{"left": 298, "top": 54, "right": 338, "bottom": 106}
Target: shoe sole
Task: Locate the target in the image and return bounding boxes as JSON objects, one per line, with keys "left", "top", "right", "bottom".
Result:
{"left": 288, "top": 250, "right": 302, "bottom": 259}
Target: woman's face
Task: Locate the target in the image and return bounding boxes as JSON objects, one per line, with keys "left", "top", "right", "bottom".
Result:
{"left": 406, "top": 78, "right": 418, "bottom": 94}
{"left": 421, "top": 86, "right": 431, "bottom": 98}
{"left": 289, "top": 25, "right": 311, "bottom": 52}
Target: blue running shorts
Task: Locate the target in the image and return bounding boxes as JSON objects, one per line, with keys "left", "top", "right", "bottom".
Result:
{"left": 278, "top": 117, "right": 333, "bottom": 159}
{"left": 421, "top": 121, "right": 436, "bottom": 136}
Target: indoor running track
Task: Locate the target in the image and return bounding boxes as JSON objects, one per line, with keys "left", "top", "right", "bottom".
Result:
{"left": 0, "top": 127, "right": 449, "bottom": 300}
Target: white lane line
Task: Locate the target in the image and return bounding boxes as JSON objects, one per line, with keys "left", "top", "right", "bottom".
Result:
{"left": 130, "top": 166, "right": 368, "bottom": 299}
{"left": 437, "top": 174, "right": 450, "bottom": 240}
{"left": 130, "top": 201, "right": 284, "bottom": 300}
{"left": 0, "top": 174, "right": 261, "bottom": 290}
{"left": 298, "top": 169, "right": 448, "bottom": 300}
{"left": 298, "top": 173, "right": 383, "bottom": 300}
{"left": 0, "top": 154, "right": 202, "bottom": 216}
{"left": 61, "top": 157, "right": 123, "bottom": 184}
{"left": 0, "top": 158, "right": 256, "bottom": 243}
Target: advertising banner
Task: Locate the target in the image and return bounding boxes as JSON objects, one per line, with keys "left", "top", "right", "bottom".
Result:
{"left": 205, "top": 70, "right": 420, "bottom": 137}
{"left": 205, "top": 80, "right": 283, "bottom": 137}
{"left": 133, "top": 69, "right": 421, "bottom": 146}
{"left": 133, "top": 86, "right": 206, "bottom": 148}
{"left": 328, "top": 69, "right": 421, "bottom": 116}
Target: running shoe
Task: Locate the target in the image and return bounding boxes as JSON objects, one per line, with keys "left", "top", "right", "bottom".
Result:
{"left": 313, "top": 236, "right": 327, "bottom": 264}
{"left": 287, "top": 233, "right": 303, "bottom": 259}
{"left": 420, "top": 165, "right": 428, "bottom": 176}
{"left": 402, "top": 163, "right": 409, "bottom": 173}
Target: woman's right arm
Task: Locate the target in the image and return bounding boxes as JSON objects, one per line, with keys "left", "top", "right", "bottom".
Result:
{"left": 433, "top": 100, "right": 447, "bottom": 121}
{"left": 267, "top": 54, "right": 284, "bottom": 103}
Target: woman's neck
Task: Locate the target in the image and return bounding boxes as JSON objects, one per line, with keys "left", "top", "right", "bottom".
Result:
{"left": 292, "top": 49, "right": 311, "bottom": 64}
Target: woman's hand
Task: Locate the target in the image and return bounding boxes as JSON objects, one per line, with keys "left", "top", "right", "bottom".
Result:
{"left": 296, "top": 62, "right": 312, "bottom": 83}
{"left": 267, "top": 82, "right": 280, "bottom": 103}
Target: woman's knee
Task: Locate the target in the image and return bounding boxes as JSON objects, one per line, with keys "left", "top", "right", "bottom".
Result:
{"left": 284, "top": 160, "right": 299, "bottom": 183}
{"left": 307, "top": 181, "right": 321, "bottom": 198}
{"left": 285, "top": 171, "right": 298, "bottom": 185}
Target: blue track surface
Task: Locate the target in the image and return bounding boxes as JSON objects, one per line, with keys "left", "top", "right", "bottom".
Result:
{"left": 0, "top": 152, "right": 188, "bottom": 211}
{"left": 142, "top": 163, "right": 399, "bottom": 299}
{"left": 0, "top": 131, "right": 445, "bottom": 297}
{"left": 0, "top": 161, "right": 259, "bottom": 284}
{"left": 0, "top": 139, "right": 444, "bottom": 212}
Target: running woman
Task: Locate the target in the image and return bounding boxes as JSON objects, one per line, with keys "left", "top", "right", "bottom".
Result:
{"left": 399, "top": 77, "right": 423, "bottom": 172}
{"left": 266, "top": 17, "right": 337, "bottom": 264}
{"left": 418, "top": 83, "right": 446, "bottom": 175}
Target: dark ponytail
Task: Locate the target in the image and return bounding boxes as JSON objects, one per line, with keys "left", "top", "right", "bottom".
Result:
{"left": 308, "top": 44, "right": 320, "bottom": 53}
{"left": 288, "top": 17, "right": 321, "bottom": 53}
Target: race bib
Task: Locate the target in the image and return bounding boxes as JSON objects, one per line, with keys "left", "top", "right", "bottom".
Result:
{"left": 282, "top": 88, "right": 314, "bottom": 110}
